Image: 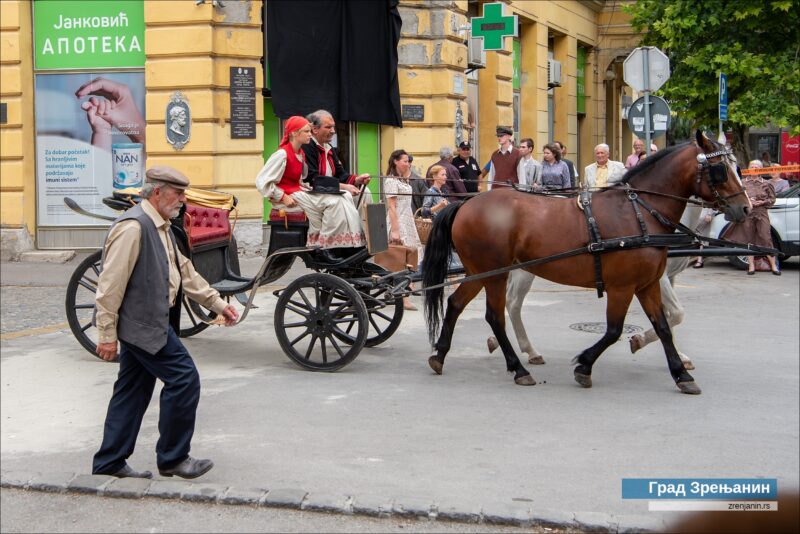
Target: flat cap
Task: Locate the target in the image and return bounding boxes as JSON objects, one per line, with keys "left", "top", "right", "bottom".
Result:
{"left": 496, "top": 125, "right": 513, "bottom": 136}
{"left": 145, "top": 166, "right": 190, "bottom": 190}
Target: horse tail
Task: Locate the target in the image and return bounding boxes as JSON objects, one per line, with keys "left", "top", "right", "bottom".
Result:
{"left": 422, "top": 201, "right": 462, "bottom": 344}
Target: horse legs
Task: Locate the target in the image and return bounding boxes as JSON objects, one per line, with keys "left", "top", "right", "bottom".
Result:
{"left": 634, "top": 281, "right": 701, "bottom": 395}
{"left": 429, "top": 280, "right": 482, "bottom": 376}
{"left": 572, "top": 287, "right": 635, "bottom": 388}
{"left": 629, "top": 273, "right": 695, "bottom": 370}
{"left": 487, "top": 270, "right": 545, "bottom": 364}
{"left": 483, "top": 277, "right": 535, "bottom": 385}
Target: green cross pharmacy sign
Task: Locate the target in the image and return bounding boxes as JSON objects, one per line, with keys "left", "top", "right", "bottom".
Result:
{"left": 471, "top": 2, "right": 518, "bottom": 52}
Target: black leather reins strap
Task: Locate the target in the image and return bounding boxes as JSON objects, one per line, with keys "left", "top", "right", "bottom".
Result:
{"left": 579, "top": 190, "right": 606, "bottom": 297}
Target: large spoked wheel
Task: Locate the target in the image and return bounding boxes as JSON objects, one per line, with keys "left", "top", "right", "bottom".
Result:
{"left": 65, "top": 251, "right": 211, "bottom": 359}
{"left": 274, "top": 273, "right": 368, "bottom": 371}
{"left": 65, "top": 250, "right": 104, "bottom": 356}
{"left": 332, "top": 285, "right": 403, "bottom": 347}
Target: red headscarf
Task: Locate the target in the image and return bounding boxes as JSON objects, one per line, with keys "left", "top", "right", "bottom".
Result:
{"left": 280, "top": 116, "right": 310, "bottom": 148}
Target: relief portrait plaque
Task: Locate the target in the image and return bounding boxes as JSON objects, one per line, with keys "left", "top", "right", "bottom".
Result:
{"left": 166, "top": 91, "right": 191, "bottom": 150}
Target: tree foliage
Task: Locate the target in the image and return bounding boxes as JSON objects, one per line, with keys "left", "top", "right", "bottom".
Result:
{"left": 626, "top": 0, "right": 800, "bottom": 151}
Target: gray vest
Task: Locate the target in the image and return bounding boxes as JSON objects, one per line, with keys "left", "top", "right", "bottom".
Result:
{"left": 101, "top": 204, "right": 180, "bottom": 354}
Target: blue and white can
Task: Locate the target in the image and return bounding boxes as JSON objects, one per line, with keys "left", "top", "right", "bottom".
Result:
{"left": 112, "top": 143, "right": 144, "bottom": 189}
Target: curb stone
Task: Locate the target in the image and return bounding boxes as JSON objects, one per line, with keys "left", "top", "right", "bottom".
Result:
{"left": 67, "top": 474, "right": 114, "bottom": 495}
{"left": 218, "top": 486, "right": 268, "bottom": 506}
{"left": 145, "top": 479, "right": 186, "bottom": 500}
{"left": 103, "top": 477, "right": 153, "bottom": 499}
{"left": 300, "top": 492, "right": 352, "bottom": 514}
{"left": 27, "top": 472, "right": 77, "bottom": 493}
{"left": 351, "top": 495, "right": 394, "bottom": 517}
{"left": 0, "top": 471, "right": 37, "bottom": 489}
{"left": 392, "top": 498, "right": 434, "bottom": 519}
{"left": 260, "top": 487, "right": 307, "bottom": 509}
{"left": 1, "top": 472, "right": 659, "bottom": 531}
{"left": 181, "top": 482, "right": 228, "bottom": 503}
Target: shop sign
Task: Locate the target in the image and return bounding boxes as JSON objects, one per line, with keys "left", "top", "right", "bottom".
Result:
{"left": 34, "top": 0, "right": 145, "bottom": 70}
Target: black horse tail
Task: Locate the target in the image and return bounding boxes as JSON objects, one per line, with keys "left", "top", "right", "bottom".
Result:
{"left": 422, "top": 201, "right": 462, "bottom": 344}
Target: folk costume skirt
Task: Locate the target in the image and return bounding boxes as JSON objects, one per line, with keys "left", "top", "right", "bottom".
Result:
{"left": 292, "top": 191, "right": 367, "bottom": 249}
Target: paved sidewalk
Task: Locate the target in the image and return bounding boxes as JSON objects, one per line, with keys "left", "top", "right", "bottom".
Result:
{"left": 1, "top": 255, "right": 798, "bottom": 532}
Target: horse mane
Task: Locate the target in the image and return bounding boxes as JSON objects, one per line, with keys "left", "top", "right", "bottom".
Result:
{"left": 618, "top": 141, "right": 694, "bottom": 184}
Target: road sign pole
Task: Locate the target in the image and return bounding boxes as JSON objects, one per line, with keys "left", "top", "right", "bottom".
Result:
{"left": 643, "top": 48, "right": 652, "bottom": 156}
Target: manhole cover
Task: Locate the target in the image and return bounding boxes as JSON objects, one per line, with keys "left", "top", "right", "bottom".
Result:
{"left": 569, "top": 322, "right": 643, "bottom": 334}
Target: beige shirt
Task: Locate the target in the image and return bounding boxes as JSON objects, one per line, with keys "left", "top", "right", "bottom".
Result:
{"left": 95, "top": 199, "right": 228, "bottom": 344}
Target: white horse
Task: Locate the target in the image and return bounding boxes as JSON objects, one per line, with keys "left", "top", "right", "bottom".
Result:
{"left": 487, "top": 205, "right": 703, "bottom": 370}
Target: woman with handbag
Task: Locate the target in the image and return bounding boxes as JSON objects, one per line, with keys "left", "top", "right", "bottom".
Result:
{"left": 376, "top": 149, "right": 422, "bottom": 310}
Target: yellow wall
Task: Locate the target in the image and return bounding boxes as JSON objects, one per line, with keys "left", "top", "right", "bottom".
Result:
{"left": 144, "top": 0, "right": 264, "bottom": 219}
{"left": 0, "top": 0, "right": 35, "bottom": 233}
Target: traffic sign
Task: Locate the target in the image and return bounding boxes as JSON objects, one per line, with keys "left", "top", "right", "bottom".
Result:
{"left": 627, "top": 95, "right": 671, "bottom": 139}
{"left": 719, "top": 72, "right": 728, "bottom": 121}
{"left": 623, "top": 47, "right": 670, "bottom": 93}
{"left": 471, "top": 2, "right": 518, "bottom": 52}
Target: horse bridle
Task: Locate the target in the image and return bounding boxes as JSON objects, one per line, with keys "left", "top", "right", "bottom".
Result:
{"left": 695, "top": 148, "right": 746, "bottom": 210}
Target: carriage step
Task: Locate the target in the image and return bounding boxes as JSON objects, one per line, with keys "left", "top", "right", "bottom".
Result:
{"left": 211, "top": 277, "right": 256, "bottom": 295}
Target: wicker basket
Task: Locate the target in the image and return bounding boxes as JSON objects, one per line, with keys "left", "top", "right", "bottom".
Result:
{"left": 414, "top": 208, "right": 433, "bottom": 244}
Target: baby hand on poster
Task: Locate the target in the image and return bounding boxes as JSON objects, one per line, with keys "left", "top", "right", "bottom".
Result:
{"left": 75, "top": 77, "right": 146, "bottom": 148}
{"left": 80, "top": 97, "right": 114, "bottom": 152}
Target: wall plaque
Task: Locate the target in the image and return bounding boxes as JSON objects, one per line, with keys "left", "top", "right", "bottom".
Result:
{"left": 166, "top": 91, "right": 191, "bottom": 150}
{"left": 230, "top": 66, "right": 256, "bottom": 139}
{"left": 401, "top": 104, "right": 424, "bottom": 122}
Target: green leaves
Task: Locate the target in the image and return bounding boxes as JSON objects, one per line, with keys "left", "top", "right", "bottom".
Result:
{"left": 627, "top": 0, "right": 800, "bottom": 137}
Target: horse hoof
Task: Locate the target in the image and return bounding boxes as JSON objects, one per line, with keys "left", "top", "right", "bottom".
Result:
{"left": 682, "top": 361, "right": 696, "bottom": 371}
{"left": 574, "top": 372, "right": 592, "bottom": 388}
{"left": 629, "top": 335, "right": 644, "bottom": 354}
{"left": 528, "top": 355, "right": 546, "bottom": 365}
{"left": 487, "top": 336, "right": 499, "bottom": 353}
{"left": 515, "top": 375, "right": 536, "bottom": 386}
{"left": 428, "top": 356, "right": 443, "bottom": 375}
{"left": 677, "top": 381, "right": 702, "bottom": 395}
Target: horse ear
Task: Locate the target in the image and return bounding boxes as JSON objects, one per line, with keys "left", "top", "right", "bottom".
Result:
{"left": 695, "top": 129, "right": 712, "bottom": 151}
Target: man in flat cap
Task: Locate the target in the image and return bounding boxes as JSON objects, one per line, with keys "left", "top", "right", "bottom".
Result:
{"left": 92, "top": 165, "right": 238, "bottom": 480}
{"left": 487, "top": 125, "right": 522, "bottom": 190}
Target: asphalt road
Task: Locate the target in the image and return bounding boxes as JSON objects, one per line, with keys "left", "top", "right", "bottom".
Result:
{"left": 1, "top": 254, "right": 798, "bottom": 532}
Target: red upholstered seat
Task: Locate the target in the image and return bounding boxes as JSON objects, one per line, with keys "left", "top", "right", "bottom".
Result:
{"left": 268, "top": 209, "right": 308, "bottom": 223}
{"left": 184, "top": 204, "right": 231, "bottom": 246}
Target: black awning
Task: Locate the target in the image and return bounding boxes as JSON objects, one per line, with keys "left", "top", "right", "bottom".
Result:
{"left": 267, "top": 0, "right": 402, "bottom": 127}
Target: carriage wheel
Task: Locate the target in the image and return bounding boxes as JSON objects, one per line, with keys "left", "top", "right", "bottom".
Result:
{"left": 65, "top": 251, "right": 211, "bottom": 359}
{"left": 274, "top": 273, "right": 367, "bottom": 371}
{"left": 331, "top": 285, "right": 404, "bottom": 347}
{"left": 65, "top": 250, "right": 104, "bottom": 357}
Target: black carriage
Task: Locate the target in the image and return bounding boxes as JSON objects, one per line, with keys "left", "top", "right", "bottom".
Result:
{"left": 64, "top": 189, "right": 407, "bottom": 371}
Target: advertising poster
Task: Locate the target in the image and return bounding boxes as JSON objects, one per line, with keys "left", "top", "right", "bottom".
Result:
{"left": 33, "top": 0, "right": 145, "bottom": 226}
{"left": 35, "top": 72, "right": 146, "bottom": 225}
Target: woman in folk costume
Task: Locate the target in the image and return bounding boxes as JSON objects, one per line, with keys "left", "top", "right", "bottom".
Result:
{"left": 255, "top": 116, "right": 366, "bottom": 263}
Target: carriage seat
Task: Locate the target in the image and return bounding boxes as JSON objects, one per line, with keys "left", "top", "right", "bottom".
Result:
{"left": 183, "top": 204, "right": 231, "bottom": 247}
{"left": 268, "top": 208, "right": 308, "bottom": 225}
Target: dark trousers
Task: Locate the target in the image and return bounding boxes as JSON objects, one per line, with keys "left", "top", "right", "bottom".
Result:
{"left": 92, "top": 327, "right": 200, "bottom": 474}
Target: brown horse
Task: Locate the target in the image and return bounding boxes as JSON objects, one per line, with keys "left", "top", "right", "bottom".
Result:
{"left": 422, "top": 131, "right": 750, "bottom": 394}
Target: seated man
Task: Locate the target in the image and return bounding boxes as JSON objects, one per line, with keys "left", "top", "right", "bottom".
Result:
{"left": 256, "top": 115, "right": 366, "bottom": 263}
{"left": 583, "top": 143, "right": 626, "bottom": 188}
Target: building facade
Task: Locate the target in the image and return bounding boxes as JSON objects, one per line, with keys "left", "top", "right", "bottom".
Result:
{"left": 1, "top": 0, "right": 643, "bottom": 255}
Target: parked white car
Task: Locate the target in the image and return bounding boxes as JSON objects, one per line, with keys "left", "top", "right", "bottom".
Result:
{"left": 708, "top": 182, "right": 800, "bottom": 269}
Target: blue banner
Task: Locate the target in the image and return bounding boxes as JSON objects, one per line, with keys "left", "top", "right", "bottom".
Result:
{"left": 719, "top": 72, "right": 728, "bottom": 121}
{"left": 622, "top": 478, "right": 777, "bottom": 500}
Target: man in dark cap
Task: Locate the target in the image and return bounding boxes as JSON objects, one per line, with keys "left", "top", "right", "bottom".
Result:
{"left": 452, "top": 141, "right": 481, "bottom": 194}
{"left": 92, "top": 165, "right": 239, "bottom": 480}
{"left": 487, "top": 125, "right": 522, "bottom": 189}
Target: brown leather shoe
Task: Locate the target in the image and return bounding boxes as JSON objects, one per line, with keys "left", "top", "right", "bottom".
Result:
{"left": 158, "top": 456, "right": 214, "bottom": 479}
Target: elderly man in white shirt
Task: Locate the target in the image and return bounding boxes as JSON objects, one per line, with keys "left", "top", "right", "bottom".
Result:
{"left": 583, "top": 143, "right": 626, "bottom": 188}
